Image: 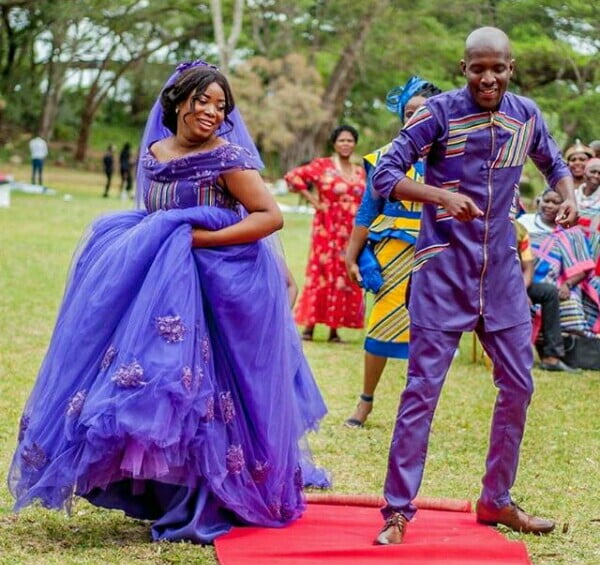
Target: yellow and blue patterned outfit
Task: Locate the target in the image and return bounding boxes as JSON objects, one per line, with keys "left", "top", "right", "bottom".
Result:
{"left": 356, "top": 145, "right": 423, "bottom": 358}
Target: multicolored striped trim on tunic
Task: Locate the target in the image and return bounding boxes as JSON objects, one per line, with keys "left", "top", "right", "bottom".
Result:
{"left": 492, "top": 115, "right": 535, "bottom": 169}
{"left": 404, "top": 105, "right": 434, "bottom": 132}
{"left": 445, "top": 112, "right": 490, "bottom": 159}
{"left": 435, "top": 180, "right": 460, "bottom": 222}
{"left": 412, "top": 242, "right": 450, "bottom": 272}
{"left": 404, "top": 106, "right": 434, "bottom": 158}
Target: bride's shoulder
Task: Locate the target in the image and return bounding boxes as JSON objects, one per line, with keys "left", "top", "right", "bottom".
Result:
{"left": 147, "top": 138, "right": 176, "bottom": 163}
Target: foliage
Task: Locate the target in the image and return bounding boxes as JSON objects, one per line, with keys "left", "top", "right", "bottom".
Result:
{"left": 0, "top": 0, "right": 598, "bottom": 170}
{"left": 230, "top": 53, "right": 326, "bottom": 169}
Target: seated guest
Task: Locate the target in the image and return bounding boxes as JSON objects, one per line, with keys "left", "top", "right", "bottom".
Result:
{"left": 515, "top": 221, "right": 579, "bottom": 372}
{"left": 518, "top": 191, "right": 600, "bottom": 338}
{"left": 576, "top": 158, "right": 600, "bottom": 234}
{"left": 565, "top": 140, "right": 593, "bottom": 187}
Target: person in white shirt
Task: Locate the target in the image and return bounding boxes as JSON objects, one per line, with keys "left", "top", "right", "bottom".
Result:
{"left": 29, "top": 136, "right": 48, "bottom": 186}
{"left": 575, "top": 158, "right": 600, "bottom": 212}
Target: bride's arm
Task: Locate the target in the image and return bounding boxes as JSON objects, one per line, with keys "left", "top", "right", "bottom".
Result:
{"left": 191, "top": 169, "right": 283, "bottom": 247}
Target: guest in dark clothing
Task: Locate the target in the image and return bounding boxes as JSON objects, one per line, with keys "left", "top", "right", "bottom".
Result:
{"left": 119, "top": 143, "right": 133, "bottom": 197}
{"left": 102, "top": 144, "right": 115, "bottom": 197}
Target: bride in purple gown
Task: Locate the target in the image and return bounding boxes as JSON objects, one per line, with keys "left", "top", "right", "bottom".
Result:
{"left": 8, "top": 62, "right": 329, "bottom": 544}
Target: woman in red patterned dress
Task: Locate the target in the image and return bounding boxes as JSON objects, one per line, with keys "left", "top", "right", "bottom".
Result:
{"left": 284, "top": 125, "right": 366, "bottom": 342}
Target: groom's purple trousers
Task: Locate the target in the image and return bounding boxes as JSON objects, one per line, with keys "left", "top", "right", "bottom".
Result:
{"left": 382, "top": 320, "right": 534, "bottom": 520}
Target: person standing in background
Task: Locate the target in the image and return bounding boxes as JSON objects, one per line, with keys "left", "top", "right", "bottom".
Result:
{"left": 564, "top": 140, "right": 593, "bottom": 187}
{"left": 29, "top": 135, "right": 48, "bottom": 186}
{"left": 574, "top": 158, "right": 600, "bottom": 217}
{"left": 119, "top": 143, "right": 133, "bottom": 199}
{"left": 344, "top": 76, "right": 442, "bottom": 428}
{"left": 284, "top": 125, "right": 366, "bottom": 343}
{"left": 102, "top": 144, "right": 115, "bottom": 197}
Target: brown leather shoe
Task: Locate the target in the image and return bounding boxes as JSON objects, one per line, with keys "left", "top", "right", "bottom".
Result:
{"left": 476, "top": 500, "right": 555, "bottom": 535}
{"left": 375, "top": 512, "right": 408, "bottom": 545}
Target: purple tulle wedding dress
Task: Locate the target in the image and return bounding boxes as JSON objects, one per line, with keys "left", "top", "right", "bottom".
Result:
{"left": 8, "top": 141, "right": 330, "bottom": 544}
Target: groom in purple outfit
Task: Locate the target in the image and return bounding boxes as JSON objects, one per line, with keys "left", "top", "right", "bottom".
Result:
{"left": 372, "top": 27, "right": 577, "bottom": 544}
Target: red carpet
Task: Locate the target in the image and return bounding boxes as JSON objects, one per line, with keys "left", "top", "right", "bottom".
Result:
{"left": 215, "top": 495, "right": 532, "bottom": 565}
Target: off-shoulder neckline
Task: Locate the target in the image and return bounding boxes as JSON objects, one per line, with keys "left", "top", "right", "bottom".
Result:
{"left": 146, "top": 139, "right": 233, "bottom": 165}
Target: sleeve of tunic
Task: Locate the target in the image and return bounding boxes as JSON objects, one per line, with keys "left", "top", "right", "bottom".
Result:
{"left": 372, "top": 104, "right": 441, "bottom": 200}
{"left": 527, "top": 104, "right": 571, "bottom": 189}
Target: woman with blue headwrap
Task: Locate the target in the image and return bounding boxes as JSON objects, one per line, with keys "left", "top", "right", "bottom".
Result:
{"left": 344, "top": 76, "right": 441, "bottom": 428}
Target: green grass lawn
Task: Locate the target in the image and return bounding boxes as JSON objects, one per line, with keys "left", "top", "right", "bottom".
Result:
{"left": 0, "top": 165, "right": 598, "bottom": 564}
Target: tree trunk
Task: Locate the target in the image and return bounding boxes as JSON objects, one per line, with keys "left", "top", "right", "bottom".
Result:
{"left": 74, "top": 102, "right": 96, "bottom": 162}
{"left": 39, "top": 61, "right": 67, "bottom": 140}
{"left": 39, "top": 23, "right": 69, "bottom": 140}
{"left": 279, "top": 131, "right": 319, "bottom": 173}
{"left": 210, "top": 0, "right": 245, "bottom": 71}
{"left": 282, "top": 3, "right": 386, "bottom": 168}
{"left": 73, "top": 45, "right": 115, "bottom": 162}
{"left": 0, "top": 7, "right": 17, "bottom": 81}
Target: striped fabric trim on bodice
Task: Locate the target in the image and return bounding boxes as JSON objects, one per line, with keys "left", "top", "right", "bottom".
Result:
{"left": 196, "top": 183, "right": 239, "bottom": 210}
{"left": 146, "top": 179, "right": 178, "bottom": 211}
{"left": 445, "top": 112, "right": 490, "bottom": 159}
{"left": 145, "top": 179, "right": 239, "bottom": 212}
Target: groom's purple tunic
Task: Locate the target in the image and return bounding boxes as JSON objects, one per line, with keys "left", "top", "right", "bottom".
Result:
{"left": 372, "top": 87, "right": 570, "bottom": 517}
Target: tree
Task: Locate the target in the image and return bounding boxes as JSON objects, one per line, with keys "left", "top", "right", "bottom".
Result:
{"left": 0, "top": 0, "right": 597, "bottom": 164}
{"left": 230, "top": 53, "right": 326, "bottom": 171}
{"left": 243, "top": 0, "right": 392, "bottom": 166}
{"left": 0, "top": 1, "right": 45, "bottom": 135}
{"left": 210, "top": 0, "right": 245, "bottom": 71}
{"left": 72, "top": 1, "right": 211, "bottom": 160}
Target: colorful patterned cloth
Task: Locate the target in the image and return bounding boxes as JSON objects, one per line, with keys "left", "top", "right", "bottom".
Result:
{"left": 519, "top": 213, "right": 600, "bottom": 336}
{"left": 285, "top": 157, "right": 366, "bottom": 329}
{"left": 355, "top": 145, "right": 423, "bottom": 358}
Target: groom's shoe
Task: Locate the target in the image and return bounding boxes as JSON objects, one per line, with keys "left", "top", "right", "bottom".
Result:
{"left": 375, "top": 512, "right": 408, "bottom": 545}
{"left": 476, "top": 500, "right": 555, "bottom": 535}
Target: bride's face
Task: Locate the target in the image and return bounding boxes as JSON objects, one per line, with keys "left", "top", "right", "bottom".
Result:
{"left": 178, "top": 82, "right": 226, "bottom": 141}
